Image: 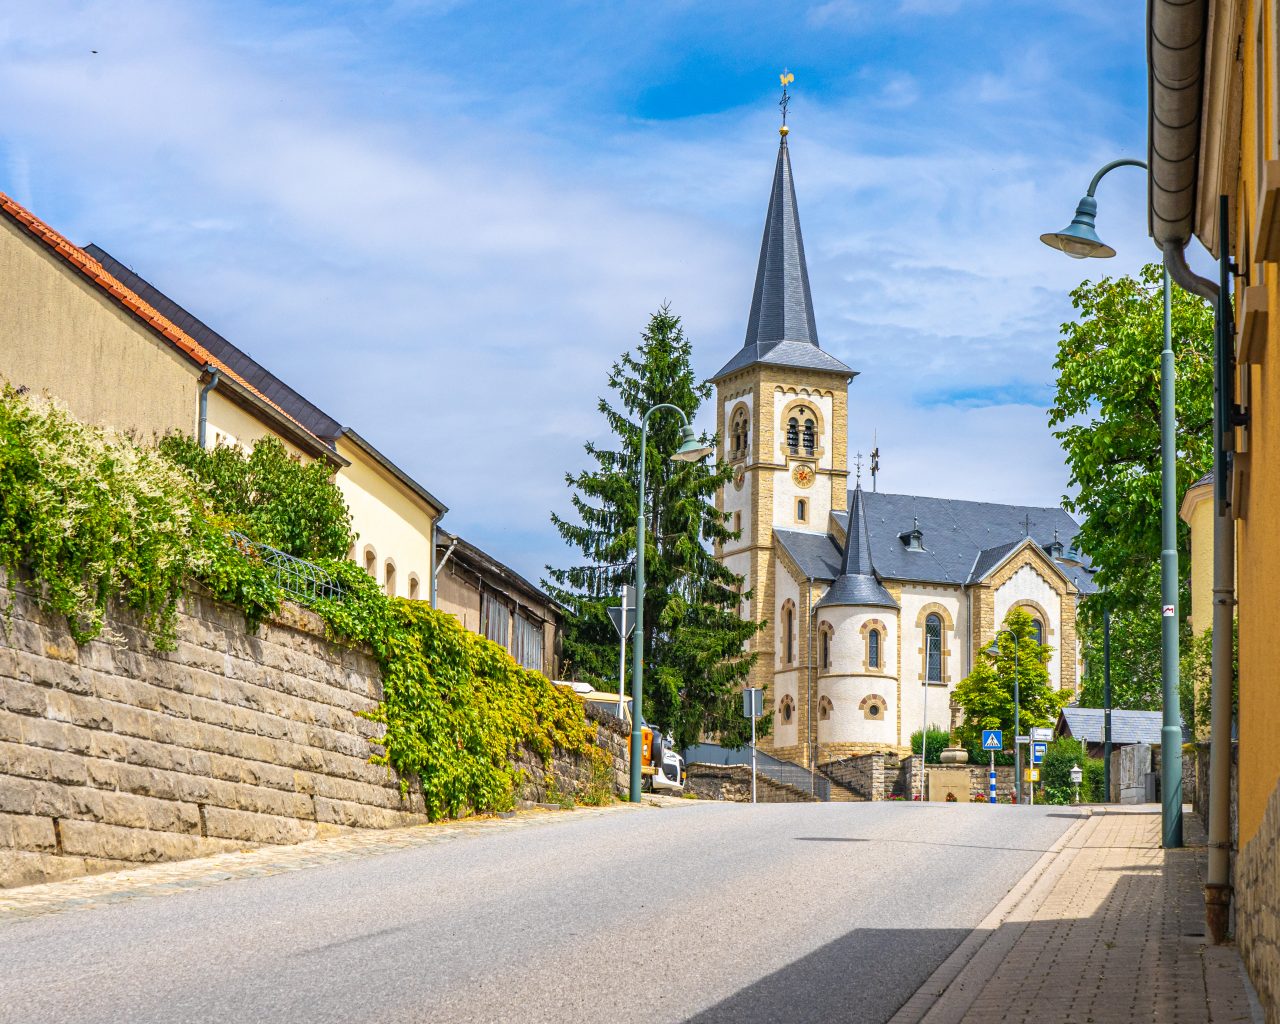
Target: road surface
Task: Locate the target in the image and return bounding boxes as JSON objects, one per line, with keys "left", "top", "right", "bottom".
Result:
{"left": 0, "top": 801, "right": 1080, "bottom": 1024}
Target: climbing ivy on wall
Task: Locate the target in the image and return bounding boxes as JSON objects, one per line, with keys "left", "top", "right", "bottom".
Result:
{"left": 0, "top": 385, "right": 590, "bottom": 820}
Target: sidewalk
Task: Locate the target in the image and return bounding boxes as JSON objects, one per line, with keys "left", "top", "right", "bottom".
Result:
{"left": 892, "top": 807, "right": 1263, "bottom": 1024}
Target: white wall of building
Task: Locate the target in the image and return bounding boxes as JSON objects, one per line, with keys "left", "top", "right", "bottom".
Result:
{"left": 897, "top": 586, "right": 966, "bottom": 743}
{"left": 995, "top": 563, "right": 1063, "bottom": 689}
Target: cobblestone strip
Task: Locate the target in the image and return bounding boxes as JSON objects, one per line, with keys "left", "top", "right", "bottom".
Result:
{"left": 894, "top": 807, "right": 1262, "bottom": 1024}
{"left": 0, "top": 798, "right": 682, "bottom": 923}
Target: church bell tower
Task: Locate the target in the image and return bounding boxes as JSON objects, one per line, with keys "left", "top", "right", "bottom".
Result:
{"left": 712, "top": 84, "right": 856, "bottom": 729}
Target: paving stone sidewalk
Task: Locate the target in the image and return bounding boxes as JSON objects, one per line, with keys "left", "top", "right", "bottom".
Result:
{"left": 894, "top": 807, "right": 1262, "bottom": 1024}
{"left": 0, "top": 796, "right": 684, "bottom": 923}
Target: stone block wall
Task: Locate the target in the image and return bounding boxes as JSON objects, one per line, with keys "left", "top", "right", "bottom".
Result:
{"left": 1237, "top": 775, "right": 1280, "bottom": 1024}
{"left": 686, "top": 763, "right": 818, "bottom": 803}
{"left": 514, "top": 705, "right": 629, "bottom": 805}
{"left": 0, "top": 576, "right": 620, "bottom": 888}
{"left": 823, "top": 751, "right": 894, "bottom": 800}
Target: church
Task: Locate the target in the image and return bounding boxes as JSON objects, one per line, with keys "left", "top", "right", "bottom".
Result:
{"left": 712, "top": 116, "right": 1096, "bottom": 768}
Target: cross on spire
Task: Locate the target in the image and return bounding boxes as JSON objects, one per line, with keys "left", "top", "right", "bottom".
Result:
{"left": 854, "top": 451, "right": 863, "bottom": 482}
{"left": 779, "top": 69, "right": 794, "bottom": 131}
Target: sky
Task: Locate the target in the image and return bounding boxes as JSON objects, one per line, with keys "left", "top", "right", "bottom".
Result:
{"left": 0, "top": 0, "right": 1161, "bottom": 585}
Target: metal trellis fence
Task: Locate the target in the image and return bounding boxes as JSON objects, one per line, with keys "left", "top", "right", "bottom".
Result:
{"left": 229, "top": 532, "right": 343, "bottom": 606}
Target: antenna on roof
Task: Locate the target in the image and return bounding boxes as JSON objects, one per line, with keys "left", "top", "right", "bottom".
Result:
{"left": 1024, "top": 513, "right": 1032, "bottom": 537}
{"left": 870, "top": 431, "right": 880, "bottom": 492}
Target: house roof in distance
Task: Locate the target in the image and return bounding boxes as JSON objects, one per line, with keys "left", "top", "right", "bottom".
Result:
{"left": 836, "top": 490, "right": 1096, "bottom": 592}
{"left": 1057, "top": 707, "right": 1191, "bottom": 745}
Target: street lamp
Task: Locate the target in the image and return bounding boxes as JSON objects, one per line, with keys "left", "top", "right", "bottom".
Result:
{"left": 1070, "top": 763, "right": 1084, "bottom": 805}
{"left": 1040, "top": 157, "right": 1183, "bottom": 848}
{"left": 629, "top": 405, "right": 714, "bottom": 803}
{"left": 988, "top": 629, "right": 1021, "bottom": 803}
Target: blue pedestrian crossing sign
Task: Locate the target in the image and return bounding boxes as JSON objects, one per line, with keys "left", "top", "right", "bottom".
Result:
{"left": 981, "top": 729, "right": 1003, "bottom": 751}
{"left": 1031, "top": 741, "right": 1048, "bottom": 764}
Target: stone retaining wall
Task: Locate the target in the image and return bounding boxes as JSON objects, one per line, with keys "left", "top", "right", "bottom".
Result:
{"left": 0, "top": 576, "right": 619, "bottom": 888}
{"left": 1238, "top": 773, "right": 1280, "bottom": 1023}
{"left": 686, "top": 763, "right": 818, "bottom": 803}
{"left": 822, "top": 751, "right": 897, "bottom": 800}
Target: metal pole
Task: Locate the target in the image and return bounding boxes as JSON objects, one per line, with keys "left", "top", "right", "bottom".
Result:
{"left": 629, "top": 404, "right": 689, "bottom": 804}
{"left": 1104, "top": 607, "right": 1113, "bottom": 801}
{"left": 919, "top": 637, "right": 931, "bottom": 801}
{"left": 990, "top": 749, "right": 996, "bottom": 805}
{"left": 1013, "top": 636, "right": 1021, "bottom": 805}
{"left": 1159, "top": 263, "right": 1184, "bottom": 848}
{"left": 1206, "top": 193, "right": 1235, "bottom": 939}
{"left": 751, "top": 709, "right": 758, "bottom": 804}
{"left": 618, "top": 599, "right": 628, "bottom": 724}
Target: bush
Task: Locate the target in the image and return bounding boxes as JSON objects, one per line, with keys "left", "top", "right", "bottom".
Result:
{"left": 910, "top": 727, "right": 951, "bottom": 764}
{"left": 1041, "top": 737, "right": 1105, "bottom": 804}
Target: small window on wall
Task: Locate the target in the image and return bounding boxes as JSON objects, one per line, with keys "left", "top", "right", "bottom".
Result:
{"left": 384, "top": 561, "right": 396, "bottom": 597}
{"left": 1030, "top": 618, "right": 1044, "bottom": 646}
{"left": 783, "top": 603, "right": 795, "bottom": 663}
{"left": 818, "top": 696, "right": 833, "bottom": 721}
{"left": 796, "top": 498, "right": 808, "bottom": 523}
{"left": 786, "top": 417, "right": 800, "bottom": 454}
{"left": 779, "top": 695, "right": 795, "bottom": 724}
{"left": 802, "top": 418, "right": 816, "bottom": 455}
{"left": 819, "top": 625, "right": 831, "bottom": 670}
{"left": 408, "top": 575, "right": 421, "bottom": 601}
{"left": 868, "top": 628, "right": 881, "bottom": 669}
{"left": 733, "top": 511, "right": 742, "bottom": 534}
{"left": 363, "top": 547, "right": 377, "bottom": 579}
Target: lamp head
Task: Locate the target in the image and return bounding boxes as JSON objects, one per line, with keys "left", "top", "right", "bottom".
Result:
{"left": 671, "top": 425, "right": 715, "bottom": 463}
{"left": 1040, "top": 195, "right": 1117, "bottom": 259}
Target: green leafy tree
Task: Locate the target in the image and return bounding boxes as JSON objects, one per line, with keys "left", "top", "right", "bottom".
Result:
{"left": 545, "top": 306, "right": 762, "bottom": 749}
{"left": 160, "top": 435, "right": 353, "bottom": 561}
{"left": 954, "top": 609, "right": 1071, "bottom": 749}
{"left": 1048, "top": 263, "right": 1214, "bottom": 710}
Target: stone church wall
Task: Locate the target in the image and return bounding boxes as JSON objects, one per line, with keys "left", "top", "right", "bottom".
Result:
{"left": 0, "top": 576, "right": 621, "bottom": 889}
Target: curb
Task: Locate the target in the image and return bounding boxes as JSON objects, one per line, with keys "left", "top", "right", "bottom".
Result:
{"left": 888, "top": 808, "right": 1096, "bottom": 1024}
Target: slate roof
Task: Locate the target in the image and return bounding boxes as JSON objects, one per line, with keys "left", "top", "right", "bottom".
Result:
{"left": 0, "top": 193, "right": 326, "bottom": 452}
{"left": 85, "top": 245, "right": 344, "bottom": 442}
{"left": 1056, "top": 707, "right": 1190, "bottom": 745}
{"left": 712, "top": 136, "right": 855, "bottom": 382}
{"left": 774, "top": 529, "right": 842, "bottom": 581}
{"left": 816, "top": 484, "right": 897, "bottom": 609}
{"left": 834, "top": 491, "right": 1096, "bottom": 592}
{"left": 82, "top": 244, "right": 448, "bottom": 515}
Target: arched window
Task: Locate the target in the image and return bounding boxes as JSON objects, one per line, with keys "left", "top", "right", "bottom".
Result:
{"left": 786, "top": 417, "right": 800, "bottom": 454}
{"left": 779, "top": 694, "right": 795, "bottom": 724}
{"left": 802, "top": 418, "right": 816, "bottom": 455}
{"left": 796, "top": 498, "right": 807, "bottom": 523}
{"left": 925, "top": 613, "right": 943, "bottom": 682}
{"left": 1030, "top": 618, "right": 1044, "bottom": 646}
{"left": 818, "top": 696, "right": 833, "bottom": 721}
{"left": 363, "top": 546, "right": 377, "bottom": 580}
{"left": 783, "top": 603, "right": 795, "bottom": 663}
{"left": 408, "top": 574, "right": 421, "bottom": 601}
{"left": 868, "top": 628, "right": 881, "bottom": 669}
{"left": 819, "top": 624, "right": 832, "bottom": 670}
{"left": 733, "top": 510, "right": 742, "bottom": 534}
{"left": 384, "top": 560, "right": 396, "bottom": 597}
{"left": 730, "top": 407, "right": 750, "bottom": 459}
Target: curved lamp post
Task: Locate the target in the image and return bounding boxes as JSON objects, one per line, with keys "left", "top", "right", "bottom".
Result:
{"left": 629, "top": 404, "right": 714, "bottom": 803}
{"left": 1040, "top": 158, "right": 1182, "bottom": 847}
{"left": 988, "top": 629, "right": 1020, "bottom": 803}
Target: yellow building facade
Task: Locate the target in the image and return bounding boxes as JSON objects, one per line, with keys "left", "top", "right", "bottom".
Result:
{"left": 1151, "top": 0, "right": 1280, "bottom": 1010}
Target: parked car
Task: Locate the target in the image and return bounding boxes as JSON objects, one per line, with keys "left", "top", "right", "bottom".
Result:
{"left": 554, "top": 682, "right": 685, "bottom": 793}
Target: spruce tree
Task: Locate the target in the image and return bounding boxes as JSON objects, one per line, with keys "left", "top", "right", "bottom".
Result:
{"left": 545, "top": 306, "right": 761, "bottom": 749}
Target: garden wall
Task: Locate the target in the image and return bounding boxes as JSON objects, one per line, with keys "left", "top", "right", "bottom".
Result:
{"left": 0, "top": 576, "right": 617, "bottom": 888}
{"left": 1237, "top": 774, "right": 1280, "bottom": 1023}
{"left": 686, "top": 764, "right": 818, "bottom": 803}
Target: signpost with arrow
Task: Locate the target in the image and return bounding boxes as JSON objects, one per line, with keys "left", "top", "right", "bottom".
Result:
{"left": 607, "top": 586, "right": 636, "bottom": 722}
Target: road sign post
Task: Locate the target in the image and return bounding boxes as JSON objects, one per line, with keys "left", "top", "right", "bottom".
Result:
{"left": 607, "top": 586, "right": 636, "bottom": 724}
{"left": 742, "top": 688, "right": 763, "bottom": 804}
{"left": 981, "top": 731, "right": 1002, "bottom": 805}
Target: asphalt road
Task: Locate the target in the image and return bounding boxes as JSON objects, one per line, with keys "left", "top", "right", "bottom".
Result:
{"left": 0, "top": 802, "right": 1079, "bottom": 1024}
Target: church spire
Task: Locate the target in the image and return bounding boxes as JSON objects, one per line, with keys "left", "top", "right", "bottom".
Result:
{"left": 816, "top": 483, "right": 897, "bottom": 609}
{"left": 712, "top": 75, "right": 854, "bottom": 382}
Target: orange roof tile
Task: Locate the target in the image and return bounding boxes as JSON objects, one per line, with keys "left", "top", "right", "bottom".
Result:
{"left": 0, "top": 191, "right": 327, "bottom": 451}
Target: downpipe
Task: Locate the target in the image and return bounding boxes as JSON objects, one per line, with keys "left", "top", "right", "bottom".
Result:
{"left": 197, "top": 364, "right": 220, "bottom": 448}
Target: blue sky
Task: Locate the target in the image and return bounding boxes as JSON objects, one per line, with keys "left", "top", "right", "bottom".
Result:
{"left": 0, "top": 0, "right": 1157, "bottom": 583}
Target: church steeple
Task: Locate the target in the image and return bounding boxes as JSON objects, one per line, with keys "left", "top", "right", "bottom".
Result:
{"left": 712, "top": 111, "right": 855, "bottom": 382}
{"left": 816, "top": 483, "right": 897, "bottom": 609}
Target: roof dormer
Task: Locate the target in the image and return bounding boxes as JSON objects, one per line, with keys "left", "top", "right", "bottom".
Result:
{"left": 899, "top": 517, "right": 924, "bottom": 552}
